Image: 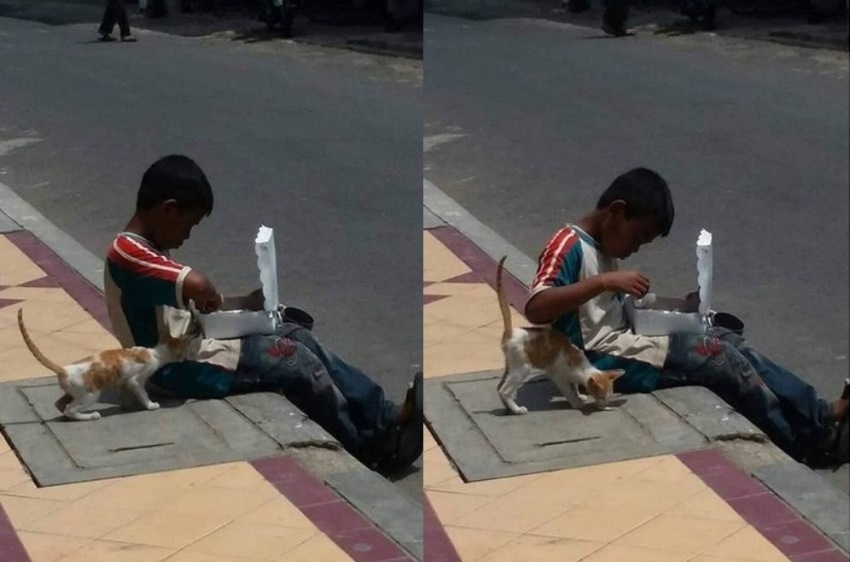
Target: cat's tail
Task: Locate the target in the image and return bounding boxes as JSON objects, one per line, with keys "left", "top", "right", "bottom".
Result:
{"left": 496, "top": 256, "right": 513, "bottom": 343}
{"left": 17, "top": 309, "right": 67, "bottom": 381}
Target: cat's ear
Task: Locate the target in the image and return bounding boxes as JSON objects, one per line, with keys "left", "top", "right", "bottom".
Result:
{"left": 606, "top": 369, "right": 626, "bottom": 381}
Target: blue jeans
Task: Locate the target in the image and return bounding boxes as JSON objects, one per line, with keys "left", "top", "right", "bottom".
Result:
{"left": 233, "top": 323, "right": 399, "bottom": 458}
{"left": 660, "top": 327, "right": 833, "bottom": 461}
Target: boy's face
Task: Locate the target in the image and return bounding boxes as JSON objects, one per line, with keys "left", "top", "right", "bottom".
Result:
{"left": 156, "top": 201, "right": 206, "bottom": 250}
{"left": 599, "top": 202, "right": 660, "bottom": 260}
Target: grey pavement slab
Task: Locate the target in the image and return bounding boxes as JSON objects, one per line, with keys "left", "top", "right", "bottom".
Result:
{"left": 327, "top": 469, "right": 424, "bottom": 561}
{"left": 0, "top": 210, "right": 19, "bottom": 233}
{"left": 426, "top": 369, "right": 718, "bottom": 481}
{"left": 0, "top": 376, "right": 339, "bottom": 487}
{"left": 754, "top": 460, "right": 850, "bottom": 554}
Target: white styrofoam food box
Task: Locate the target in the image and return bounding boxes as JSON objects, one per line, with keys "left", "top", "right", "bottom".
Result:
{"left": 193, "top": 226, "right": 281, "bottom": 340}
{"left": 624, "top": 229, "right": 713, "bottom": 337}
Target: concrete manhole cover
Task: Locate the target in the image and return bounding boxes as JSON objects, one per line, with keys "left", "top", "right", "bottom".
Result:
{"left": 425, "top": 370, "right": 725, "bottom": 482}
{"left": 0, "top": 376, "right": 337, "bottom": 487}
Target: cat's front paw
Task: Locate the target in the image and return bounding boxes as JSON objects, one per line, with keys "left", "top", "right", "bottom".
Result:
{"left": 146, "top": 402, "right": 160, "bottom": 411}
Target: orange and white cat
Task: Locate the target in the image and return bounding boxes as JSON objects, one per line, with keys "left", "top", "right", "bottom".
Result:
{"left": 496, "top": 257, "right": 625, "bottom": 415}
{"left": 18, "top": 309, "right": 195, "bottom": 421}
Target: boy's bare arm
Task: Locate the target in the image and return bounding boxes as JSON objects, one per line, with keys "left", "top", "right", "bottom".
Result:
{"left": 525, "top": 271, "right": 650, "bottom": 324}
{"left": 183, "top": 270, "right": 223, "bottom": 313}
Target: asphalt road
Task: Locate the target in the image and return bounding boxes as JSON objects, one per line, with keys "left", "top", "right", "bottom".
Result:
{"left": 424, "top": 13, "right": 849, "bottom": 404}
{"left": 0, "top": 16, "right": 422, "bottom": 494}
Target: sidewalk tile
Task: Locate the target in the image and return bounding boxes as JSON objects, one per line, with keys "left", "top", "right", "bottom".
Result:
{"left": 159, "top": 486, "right": 277, "bottom": 519}
{"left": 529, "top": 503, "right": 663, "bottom": 543}
{"left": 616, "top": 513, "right": 746, "bottom": 555}
{"left": 18, "top": 501, "right": 145, "bottom": 540}
{"left": 451, "top": 495, "right": 575, "bottom": 534}
{"left": 424, "top": 232, "right": 470, "bottom": 283}
{"left": 101, "top": 510, "right": 234, "bottom": 549}
{"left": 183, "top": 521, "right": 315, "bottom": 559}
{"left": 273, "top": 533, "right": 355, "bottom": 562}
{"left": 667, "top": 488, "right": 744, "bottom": 522}
{"left": 424, "top": 491, "right": 492, "bottom": 525}
{"left": 705, "top": 525, "right": 790, "bottom": 562}
{"left": 581, "top": 543, "right": 690, "bottom": 562}
{"left": 0, "top": 495, "right": 67, "bottom": 528}
{"left": 55, "top": 540, "right": 174, "bottom": 562}
{"left": 15, "top": 531, "right": 89, "bottom": 562}
{"left": 477, "top": 535, "right": 604, "bottom": 562}
{"left": 236, "top": 496, "right": 319, "bottom": 531}
{"left": 442, "top": 527, "right": 519, "bottom": 561}
{"left": 8, "top": 477, "right": 110, "bottom": 502}
{"left": 161, "top": 553, "right": 259, "bottom": 562}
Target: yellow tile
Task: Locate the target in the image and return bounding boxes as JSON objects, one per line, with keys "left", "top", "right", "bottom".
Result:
{"left": 0, "top": 346, "right": 62, "bottom": 381}
{"left": 631, "top": 455, "right": 703, "bottom": 484}
{"left": 690, "top": 557, "right": 768, "bottom": 562}
{"left": 16, "top": 531, "right": 89, "bottom": 562}
{"left": 429, "top": 472, "right": 542, "bottom": 498}
{"left": 426, "top": 491, "right": 493, "bottom": 525}
{"left": 49, "top": 331, "right": 121, "bottom": 355}
{"left": 8, "top": 477, "right": 112, "bottom": 502}
{"left": 530, "top": 502, "right": 661, "bottom": 542}
{"left": 235, "top": 496, "right": 317, "bottom": 531}
{"left": 4, "top": 300, "right": 91, "bottom": 333}
{"left": 102, "top": 510, "right": 234, "bottom": 549}
{"left": 705, "top": 525, "right": 791, "bottom": 562}
{"left": 424, "top": 343, "right": 503, "bottom": 379}
{"left": 0, "top": 238, "right": 47, "bottom": 285}
{"left": 423, "top": 461, "right": 460, "bottom": 488}
{"left": 0, "top": 449, "right": 24, "bottom": 469}
{"left": 452, "top": 495, "right": 575, "bottom": 534}
{"left": 56, "top": 540, "right": 175, "bottom": 562}
{"left": 0, "top": 495, "right": 66, "bottom": 527}
{"left": 75, "top": 480, "right": 186, "bottom": 512}
{"left": 478, "top": 534, "right": 604, "bottom": 562}
{"left": 159, "top": 552, "right": 257, "bottom": 562}
{"left": 202, "top": 463, "right": 277, "bottom": 493}
{"left": 501, "top": 457, "right": 664, "bottom": 507}
{"left": 581, "top": 543, "right": 691, "bottom": 562}
{"left": 424, "top": 427, "right": 438, "bottom": 452}
{"left": 0, "top": 466, "right": 34, "bottom": 492}
{"left": 423, "top": 445, "right": 454, "bottom": 468}
{"left": 118, "top": 463, "right": 235, "bottom": 492}
{"left": 443, "top": 526, "right": 519, "bottom": 561}
{"left": 423, "top": 232, "right": 470, "bottom": 282}
{"left": 594, "top": 475, "right": 706, "bottom": 512}
{"left": 668, "top": 487, "right": 744, "bottom": 522}
{"left": 18, "top": 500, "right": 144, "bottom": 539}
{"left": 62, "top": 318, "right": 115, "bottom": 335}
{"left": 0, "top": 434, "right": 11, "bottom": 454}
{"left": 616, "top": 514, "right": 746, "bottom": 555}
{"left": 0, "top": 287, "right": 79, "bottom": 304}
{"left": 160, "top": 486, "right": 276, "bottom": 519}
{"left": 185, "top": 521, "right": 315, "bottom": 559}
{"left": 0, "top": 324, "right": 45, "bottom": 348}
{"left": 272, "top": 533, "right": 354, "bottom": 562}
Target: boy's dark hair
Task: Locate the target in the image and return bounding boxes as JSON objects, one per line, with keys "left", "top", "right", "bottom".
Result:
{"left": 137, "top": 155, "right": 214, "bottom": 216}
{"left": 597, "top": 167, "right": 674, "bottom": 236}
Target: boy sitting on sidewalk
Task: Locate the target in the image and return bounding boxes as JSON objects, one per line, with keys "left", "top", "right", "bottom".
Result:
{"left": 525, "top": 167, "right": 849, "bottom": 465}
{"left": 104, "top": 154, "right": 422, "bottom": 474}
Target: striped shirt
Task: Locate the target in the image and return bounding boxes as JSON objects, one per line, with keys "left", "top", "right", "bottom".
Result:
{"left": 104, "top": 233, "right": 242, "bottom": 380}
{"left": 527, "top": 225, "right": 669, "bottom": 392}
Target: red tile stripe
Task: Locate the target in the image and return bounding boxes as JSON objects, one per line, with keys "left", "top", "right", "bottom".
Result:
{"left": 677, "top": 449, "right": 846, "bottom": 560}
{"left": 250, "top": 456, "right": 415, "bottom": 562}
{"left": 423, "top": 495, "right": 461, "bottom": 562}
{"left": 5, "top": 231, "right": 111, "bottom": 332}
{"left": 0, "top": 501, "right": 31, "bottom": 562}
{"left": 428, "top": 226, "right": 529, "bottom": 316}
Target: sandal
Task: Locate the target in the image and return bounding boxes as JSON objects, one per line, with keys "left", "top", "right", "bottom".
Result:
{"left": 98, "top": 34, "right": 116, "bottom": 42}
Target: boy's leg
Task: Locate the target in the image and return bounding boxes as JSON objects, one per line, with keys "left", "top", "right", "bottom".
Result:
{"left": 113, "top": 0, "right": 132, "bottom": 38}
{"left": 713, "top": 329, "right": 837, "bottom": 446}
{"left": 280, "top": 324, "right": 423, "bottom": 474}
{"left": 660, "top": 331, "right": 800, "bottom": 458}
{"left": 281, "top": 325, "right": 400, "bottom": 437}
{"left": 234, "top": 334, "right": 363, "bottom": 456}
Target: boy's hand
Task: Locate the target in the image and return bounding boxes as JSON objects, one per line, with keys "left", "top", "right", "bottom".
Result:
{"left": 599, "top": 271, "right": 650, "bottom": 298}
